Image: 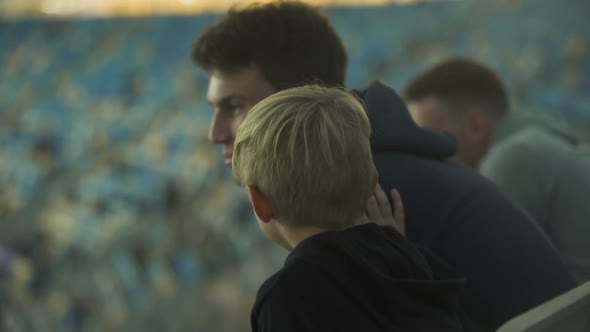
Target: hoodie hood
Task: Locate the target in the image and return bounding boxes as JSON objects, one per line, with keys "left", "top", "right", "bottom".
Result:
{"left": 352, "top": 81, "right": 458, "bottom": 159}
{"left": 282, "top": 223, "right": 466, "bottom": 330}
{"left": 288, "top": 223, "right": 463, "bottom": 286}
{"left": 251, "top": 224, "right": 468, "bottom": 332}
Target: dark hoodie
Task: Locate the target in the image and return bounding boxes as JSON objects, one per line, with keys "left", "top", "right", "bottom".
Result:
{"left": 353, "top": 82, "right": 578, "bottom": 330}
{"left": 251, "top": 223, "right": 467, "bottom": 332}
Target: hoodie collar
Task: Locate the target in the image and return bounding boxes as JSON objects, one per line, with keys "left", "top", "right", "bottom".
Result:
{"left": 352, "top": 81, "right": 458, "bottom": 159}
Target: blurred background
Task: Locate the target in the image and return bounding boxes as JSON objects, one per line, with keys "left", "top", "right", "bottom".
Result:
{"left": 0, "top": 0, "right": 588, "bottom": 330}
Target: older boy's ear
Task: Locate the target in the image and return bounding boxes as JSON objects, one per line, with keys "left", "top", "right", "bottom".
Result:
{"left": 247, "top": 186, "right": 274, "bottom": 223}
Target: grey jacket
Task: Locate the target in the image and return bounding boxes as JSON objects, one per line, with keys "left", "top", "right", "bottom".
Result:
{"left": 480, "top": 112, "right": 590, "bottom": 282}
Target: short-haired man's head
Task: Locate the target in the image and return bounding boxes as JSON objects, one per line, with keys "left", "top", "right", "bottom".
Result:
{"left": 233, "top": 86, "right": 373, "bottom": 229}
{"left": 191, "top": 1, "right": 347, "bottom": 90}
{"left": 403, "top": 57, "right": 510, "bottom": 121}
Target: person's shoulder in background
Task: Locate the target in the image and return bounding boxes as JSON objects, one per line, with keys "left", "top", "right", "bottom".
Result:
{"left": 479, "top": 110, "right": 578, "bottom": 223}
{"left": 480, "top": 116, "right": 590, "bottom": 281}
{"left": 480, "top": 117, "right": 583, "bottom": 221}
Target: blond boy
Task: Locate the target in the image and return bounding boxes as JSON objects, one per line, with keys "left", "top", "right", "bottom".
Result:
{"left": 234, "top": 86, "right": 466, "bottom": 332}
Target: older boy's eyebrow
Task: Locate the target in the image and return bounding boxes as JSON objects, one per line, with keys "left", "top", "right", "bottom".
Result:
{"left": 206, "top": 95, "right": 246, "bottom": 108}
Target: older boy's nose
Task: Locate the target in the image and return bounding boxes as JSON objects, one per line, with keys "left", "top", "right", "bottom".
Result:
{"left": 209, "top": 112, "right": 232, "bottom": 144}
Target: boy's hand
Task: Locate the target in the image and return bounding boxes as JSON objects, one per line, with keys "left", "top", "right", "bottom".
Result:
{"left": 360, "top": 186, "right": 405, "bottom": 236}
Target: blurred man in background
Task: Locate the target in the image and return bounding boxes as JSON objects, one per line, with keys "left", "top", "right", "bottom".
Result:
{"left": 191, "top": 2, "right": 577, "bottom": 330}
{"left": 404, "top": 57, "right": 590, "bottom": 282}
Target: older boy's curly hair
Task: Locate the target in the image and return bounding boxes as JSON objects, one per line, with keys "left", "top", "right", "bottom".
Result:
{"left": 191, "top": 1, "right": 347, "bottom": 90}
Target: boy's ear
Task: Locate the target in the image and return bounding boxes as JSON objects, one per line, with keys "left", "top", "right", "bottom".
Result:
{"left": 247, "top": 186, "right": 274, "bottom": 223}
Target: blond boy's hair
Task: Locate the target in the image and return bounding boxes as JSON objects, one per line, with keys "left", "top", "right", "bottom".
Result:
{"left": 233, "top": 86, "right": 374, "bottom": 229}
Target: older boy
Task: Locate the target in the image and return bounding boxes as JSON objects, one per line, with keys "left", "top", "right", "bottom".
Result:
{"left": 193, "top": 3, "right": 576, "bottom": 329}
{"left": 233, "top": 85, "right": 466, "bottom": 332}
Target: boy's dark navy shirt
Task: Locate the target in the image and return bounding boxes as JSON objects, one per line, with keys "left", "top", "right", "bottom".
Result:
{"left": 251, "top": 223, "right": 467, "bottom": 332}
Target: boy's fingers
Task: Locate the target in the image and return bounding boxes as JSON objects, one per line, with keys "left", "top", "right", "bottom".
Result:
{"left": 359, "top": 213, "right": 370, "bottom": 225}
{"left": 375, "top": 185, "right": 393, "bottom": 221}
{"left": 390, "top": 188, "right": 406, "bottom": 236}
{"left": 365, "top": 195, "right": 380, "bottom": 223}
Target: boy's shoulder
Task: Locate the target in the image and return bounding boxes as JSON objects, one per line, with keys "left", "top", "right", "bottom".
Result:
{"left": 253, "top": 257, "right": 322, "bottom": 312}
{"left": 251, "top": 257, "right": 356, "bottom": 332}
{"left": 251, "top": 225, "right": 469, "bottom": 332}
{"left": 253, "top": 225, "right": 376, "bottom": 309}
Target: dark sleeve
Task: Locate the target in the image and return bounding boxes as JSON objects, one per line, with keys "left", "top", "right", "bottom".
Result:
{"left": 437, "top": 189, "right": 577, "bottom": 330}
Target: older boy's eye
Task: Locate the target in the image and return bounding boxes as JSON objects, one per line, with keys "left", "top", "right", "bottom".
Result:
{"left": 220, "top": 104, "right": 243, "bottom": 116}
{"left": 231, "top": 107, "right": 246, "bottom": 117}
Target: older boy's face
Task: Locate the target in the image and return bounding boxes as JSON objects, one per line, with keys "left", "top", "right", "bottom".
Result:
{"left": 206, "top": 67, "right": 275, "bottom": 166}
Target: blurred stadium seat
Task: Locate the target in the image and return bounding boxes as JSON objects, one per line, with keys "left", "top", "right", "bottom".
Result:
{"left": 497, "top": 281, "right": 590, "bottom": 332}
